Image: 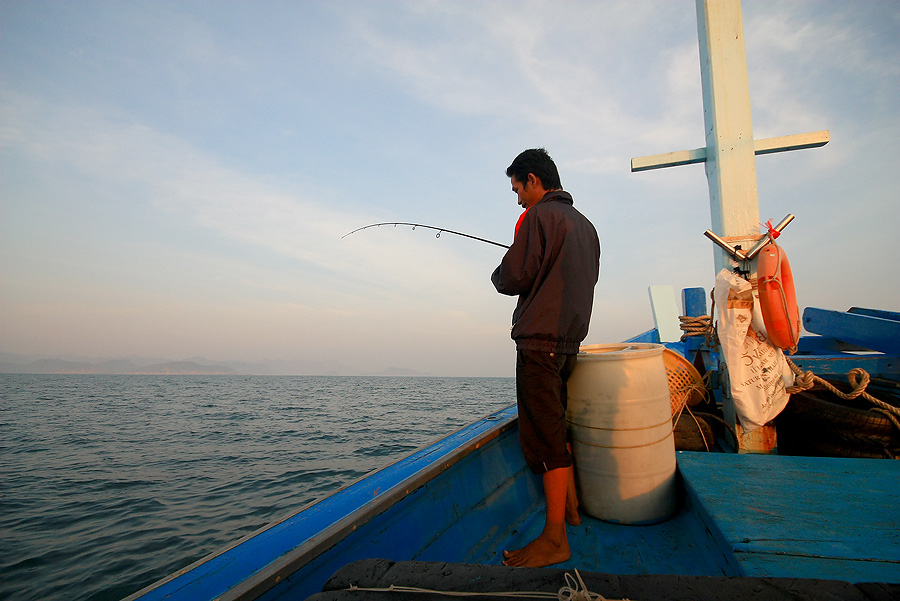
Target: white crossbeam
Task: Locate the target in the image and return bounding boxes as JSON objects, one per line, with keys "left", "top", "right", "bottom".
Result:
{"left": 631, "top": 130, "right": 830, "bottom": 172}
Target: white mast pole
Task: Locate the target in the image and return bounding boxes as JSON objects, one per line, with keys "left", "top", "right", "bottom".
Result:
{"left": 696, "top": 0, "right": 760, "bottom": 273}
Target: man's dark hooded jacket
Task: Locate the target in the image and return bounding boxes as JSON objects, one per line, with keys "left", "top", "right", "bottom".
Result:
{"left": 491, "top": 190, "right": 600, "bottom": 354}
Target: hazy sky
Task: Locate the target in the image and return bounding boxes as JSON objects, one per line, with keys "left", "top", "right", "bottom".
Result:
{"left": 2, "top": 1, "right": 898, "bottom": 376}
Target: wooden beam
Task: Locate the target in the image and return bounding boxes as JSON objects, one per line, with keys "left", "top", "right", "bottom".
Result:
{"left": 631, "top": 147, "right": 708, "bottom": 172}
{"left": 789, "top": 354, "right": 899, "bottom": 379}
{"left": 848, "top": 307, "right": 900, "bottom": 322}
{"left": 754, "top": 130, "right": 830, "bottom": 155}
{"left": 649, "top": 285, "right": 682, "bottom": 343}
{"left": 803, "top": 307, "right": 900, "bottom": 355}
{"left": 631, "top": 131, "right": 830, "bottom": 172}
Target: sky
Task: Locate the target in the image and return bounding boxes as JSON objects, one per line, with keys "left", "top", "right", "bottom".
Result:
{"left": 1, "top": 1, "right": 898, "bottom": 376}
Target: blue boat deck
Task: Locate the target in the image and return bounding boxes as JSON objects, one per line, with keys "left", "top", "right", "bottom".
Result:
{"left": 505, "top": 452, "right": 900, "bottom": 583}
{"left": 679, "top": 452, "right": 900, "bottom": 582}
{"left": 499, "top": 462, "right": 736, "bottom": 577}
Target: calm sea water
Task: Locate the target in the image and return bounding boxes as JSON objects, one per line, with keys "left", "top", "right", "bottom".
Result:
{"left": 0, "top": 374, "right": 515, "bottom": 601}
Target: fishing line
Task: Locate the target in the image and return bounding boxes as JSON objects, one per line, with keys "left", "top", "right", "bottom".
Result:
{"left": 342, "top": 222, "right": 509, "bottom": 249}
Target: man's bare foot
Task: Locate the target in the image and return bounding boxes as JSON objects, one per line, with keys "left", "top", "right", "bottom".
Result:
{"left": 502, "top": 532, "right": 570, "bottom": 567}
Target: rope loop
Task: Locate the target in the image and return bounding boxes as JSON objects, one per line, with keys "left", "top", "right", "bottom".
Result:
{"left": 846, "top": 368, "right": 870, "bottom": 399}
{"left": 558, "top": 570, "right": 605, "bottom": 601}
{"left": 786, "top": 358, "right": 900, "bottom": 433}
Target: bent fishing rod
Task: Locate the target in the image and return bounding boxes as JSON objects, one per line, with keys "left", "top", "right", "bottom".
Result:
{"left": 342, "top": 222, "right": 509, "bottom": 249}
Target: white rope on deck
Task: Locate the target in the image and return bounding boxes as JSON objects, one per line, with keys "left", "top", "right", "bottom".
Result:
{"left": 346, "top": 569, "right": 630, "bottom": 601}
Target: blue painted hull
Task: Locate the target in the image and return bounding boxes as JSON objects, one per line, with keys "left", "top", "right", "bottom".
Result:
{"left": 125, "top": 389, "right": 900, "bottom": 601}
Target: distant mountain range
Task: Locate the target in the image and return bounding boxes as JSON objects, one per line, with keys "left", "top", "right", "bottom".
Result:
{"left": 0, "top": 352, "right": 424, "bottom": 376}
{"left": 0, "top": 357, "right": 236, "bottom": 375}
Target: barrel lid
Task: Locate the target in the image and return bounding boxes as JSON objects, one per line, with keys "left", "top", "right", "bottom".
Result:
{"left": 578, "top": 343, "right": 665, "bottom": 358}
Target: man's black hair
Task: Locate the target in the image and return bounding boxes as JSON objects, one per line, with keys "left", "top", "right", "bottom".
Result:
{"left": 506, "top": 148, "right": 562, "bottom": 190}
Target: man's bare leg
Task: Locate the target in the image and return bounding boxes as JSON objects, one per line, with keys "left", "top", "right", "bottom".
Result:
{"left": 565, "top": 463, "right": 581, "bottom": 526}
{"left": 502, "top": 467, "right": 571, "bottom": 567}
{"left": 565, "top": 444, "right": 580, "bottom": 526}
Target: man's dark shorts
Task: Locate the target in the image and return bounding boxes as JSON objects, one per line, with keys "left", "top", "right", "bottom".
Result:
{"left": 516, "top": 348, "right": 578, "bottom": 474}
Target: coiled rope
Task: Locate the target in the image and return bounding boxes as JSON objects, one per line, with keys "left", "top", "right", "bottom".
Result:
{"left": 678, "top": 315, "right": 714, "bottom": 342}
{"left": 346, "top": 569, "right": 628, "bottom": 601}
{"left": 679, "top": 313, "right": 719, "bottom": 351}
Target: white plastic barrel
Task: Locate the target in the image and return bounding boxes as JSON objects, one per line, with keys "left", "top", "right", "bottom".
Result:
{"left": 567, "top": 343, "right": 677, "bottom": 524}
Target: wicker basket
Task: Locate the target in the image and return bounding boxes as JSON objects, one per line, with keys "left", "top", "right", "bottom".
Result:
{"left": 663, "top": 349, "right": 705, "bottom": 414}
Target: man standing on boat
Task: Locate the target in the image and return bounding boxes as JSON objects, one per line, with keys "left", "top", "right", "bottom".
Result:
{"left": 492, "top": 148, "right": 601, "bottom": 567}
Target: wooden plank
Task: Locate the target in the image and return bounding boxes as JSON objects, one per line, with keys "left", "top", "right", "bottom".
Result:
{"left": 753, "top": 130, "right": 830, "bottom": 155}
{"left": 631, "top": 147, "right": 707, "bottom": 172}
{"left": 787, "top": 354, "right": 899, "bottom": 379}
{"left": 632, "top": 131, "right": 829, "bottom": 172}
{"left": 797, "top": 336, "right": 870, "bottom": 354}
{"left": 849, "top": 307, "right": 900, "bottom": 323}
{"left": 682, "top": 287, "right": 708, "bottom": 318}
{"left": 649, "top": 285, "right": 682, "bottom": 343}
{"left": 678, "top": 452, "right": 900, "bottom": 583}
{"left": 803, "top": 307, "right": 900, "bottom": 354}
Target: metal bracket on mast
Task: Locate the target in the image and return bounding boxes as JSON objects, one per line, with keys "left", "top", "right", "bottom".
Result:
{"left": 703, "top": 213, "right": 795, "bottom": 264}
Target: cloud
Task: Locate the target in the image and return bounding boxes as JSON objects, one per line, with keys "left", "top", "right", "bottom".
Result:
{"left": 341, "top": 1, "right": 698, "bottom": 172}
{"left": 2, "top": 91, "right": 496, "bottom": 304}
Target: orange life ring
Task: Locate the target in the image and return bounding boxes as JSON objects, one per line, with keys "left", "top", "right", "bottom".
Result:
{"left": 756, "top": 242, "right": 801, "bottom": 349}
